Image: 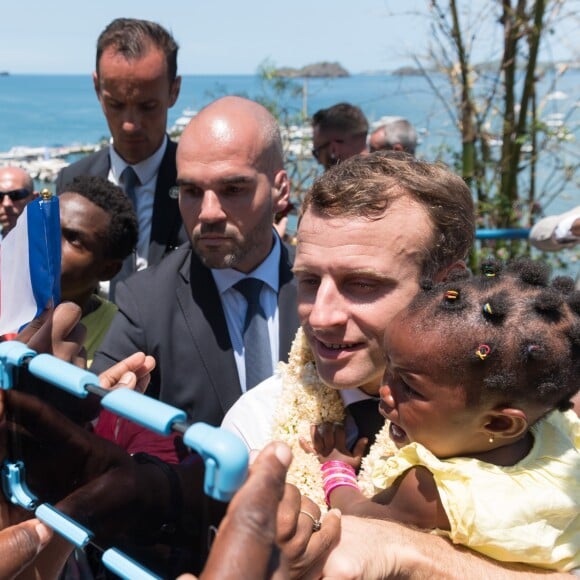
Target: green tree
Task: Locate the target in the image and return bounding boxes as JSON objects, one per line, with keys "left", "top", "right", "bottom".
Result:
{"left": 411, "top": 0, "right": 579, "bottom": 266}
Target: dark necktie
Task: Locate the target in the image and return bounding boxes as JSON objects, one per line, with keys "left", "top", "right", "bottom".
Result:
{"left": 234, "top": 278, "right": 273, "bottom": 390}
{"left": 112, "top": 166, "right": 140, "bottom": 293}
{"left": 348, "top": 398, "right": 384, "bottom": 452}
{"left": 122, "top": 165, "right": 139, "bottom": 210}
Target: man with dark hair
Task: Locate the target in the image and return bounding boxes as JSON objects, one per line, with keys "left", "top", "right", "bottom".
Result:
{"left": 56, "top": 18, "right": 187, "bottom": 298}
{"left": 311, "top": 102, "right": 369, "bottom": 170}
{"left": 223, "top": 152, "right": 577, "bottom": 575}
{"left": 369, "top": 117, "right": 418, "bottom": 154}
{"left": 59, "top": 175, "right": 138, "bottom": 364}
{"left": 91, "top": 96, "right": 299, "bottom": 425}
{"left": 223, "top": 150, "right": 474, "bottom": 451}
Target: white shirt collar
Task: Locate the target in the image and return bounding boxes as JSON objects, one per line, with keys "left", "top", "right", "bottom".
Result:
{"left": 340, "top": 387, "right": 377, "bottom": 406}
{"left": 212, "top": 232, "right": 281, "bottom": 294}
{"left": 109, "top": 135, "right": 168, "bottom": 185}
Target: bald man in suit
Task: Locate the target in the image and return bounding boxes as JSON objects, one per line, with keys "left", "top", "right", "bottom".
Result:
{"left": 91, "top": 97, "right": 299, "bottom": 424}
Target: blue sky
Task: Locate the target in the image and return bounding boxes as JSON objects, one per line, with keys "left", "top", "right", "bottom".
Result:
{"left": 1, "top": 1, "right": 578, "bottom": 75}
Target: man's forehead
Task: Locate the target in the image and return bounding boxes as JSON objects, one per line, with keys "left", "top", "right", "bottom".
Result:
{"left": 295, "top": 206, "right": 429, "bottom": 273}
{"left": 177, "top": 159, "right": 259, "bottom": 183}
{"left": 0, "top": 172, "right": 26, "bottom": 188}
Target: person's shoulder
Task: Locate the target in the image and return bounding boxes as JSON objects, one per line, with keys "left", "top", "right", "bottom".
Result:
{"left": 119, "top": 245, "right": 192, "bottom": 296}
{"left": 221, "top": 373, "right": 284, "bottom": 450}
{"left": 56, "top": 149, "right": 109, "bottom": 191}
{"left": 136, "top": 244, "right": 190, "bottom": 276}
{"left": 227, "top": 374, "right": 284, "bottom": 416}
{"left": 62, "top": 148, "right": 108, "bottom": 173}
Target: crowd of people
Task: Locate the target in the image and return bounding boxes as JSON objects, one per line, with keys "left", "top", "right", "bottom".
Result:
{"left": 1, "top": 16, "right": 578, "bottom": 580}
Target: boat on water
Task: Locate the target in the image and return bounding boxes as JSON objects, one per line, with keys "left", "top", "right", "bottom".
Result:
{"left": 545, "top": 90, "right": 568, "bottom": 101}
{"left": 169, "top": 107, "right": 198, "bottom": 135}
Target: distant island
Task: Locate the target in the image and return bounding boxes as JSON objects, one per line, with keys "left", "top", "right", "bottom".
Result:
{"left": 392, "top": 66, "right": 423, "bottom": 76}
{"left": 274, "top": 62, "right": 349, "bottom": 78}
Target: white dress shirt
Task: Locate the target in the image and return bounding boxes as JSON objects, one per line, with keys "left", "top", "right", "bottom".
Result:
{"left": 108, "top": 136, "right": 168, "bottom": 269}
{"left": 221, "top": 370, "right": 374, "bottom": 450}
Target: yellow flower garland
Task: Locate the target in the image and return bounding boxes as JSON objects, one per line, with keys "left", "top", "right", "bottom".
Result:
{"left": 271, "top": 328, "right": 397, "bottom": 511}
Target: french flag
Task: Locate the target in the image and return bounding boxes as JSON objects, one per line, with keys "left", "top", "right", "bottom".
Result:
{"left": 0, "top": 193, "right": 61, "bottom": 335}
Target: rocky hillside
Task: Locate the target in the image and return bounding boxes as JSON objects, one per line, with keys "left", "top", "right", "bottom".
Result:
{"left": 274, "top": 62, "right": 349, "bottom": 78}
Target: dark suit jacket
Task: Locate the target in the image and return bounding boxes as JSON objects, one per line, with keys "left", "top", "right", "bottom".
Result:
{"left": 91, "top": 243, "right": 299, "bottom": 425}
{"left": 55, "top": 140, "right": 187, "bottom": 265}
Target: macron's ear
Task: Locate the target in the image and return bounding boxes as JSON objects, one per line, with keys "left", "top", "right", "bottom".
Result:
{"left": 484, "top": 408, "right": 529, "bottom": 440}
{"left": 434, "top": 260, "right": 467, "bottom": 283}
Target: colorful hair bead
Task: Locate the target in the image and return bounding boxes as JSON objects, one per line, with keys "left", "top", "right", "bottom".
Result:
{"left": 476, "top": 344, "right": 491, "bottom": 360}
{"left": 445, "top": 290, "right": 459, "bottom": 300}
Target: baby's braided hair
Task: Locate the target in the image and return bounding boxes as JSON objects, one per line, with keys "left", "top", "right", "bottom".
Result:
{"left": 410, "top": 257, "right": 580, "bottom": 413}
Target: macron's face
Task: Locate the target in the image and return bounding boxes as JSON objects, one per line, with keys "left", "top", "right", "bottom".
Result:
{"left": 294, "top": 200, "right": 433, "bottom": 395}
{"left": 95, "top": 46, "right": 179, "bottom": 165}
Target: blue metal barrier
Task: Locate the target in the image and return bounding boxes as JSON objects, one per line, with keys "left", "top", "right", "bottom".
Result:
{"left": 476, "top": 228, "right": 530, "bottom": 240}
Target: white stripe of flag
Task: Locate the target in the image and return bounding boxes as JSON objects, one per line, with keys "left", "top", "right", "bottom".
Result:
{"left": 0, "top": 195, "right": 61, "bottom": 335}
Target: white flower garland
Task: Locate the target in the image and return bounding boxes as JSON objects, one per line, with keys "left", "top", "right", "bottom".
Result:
{"left": 271, "top": 328, "right": 397, "bottom": 511}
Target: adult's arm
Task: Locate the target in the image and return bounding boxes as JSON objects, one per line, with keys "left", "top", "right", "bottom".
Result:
{"left": 322, "top": 515, "right": 573, "bottom": 579}
{"left": 529, "top": 206, "right": 580, "bottom": 251}
{"left": 220, "top": 374, "right": 284, "bottom": 451}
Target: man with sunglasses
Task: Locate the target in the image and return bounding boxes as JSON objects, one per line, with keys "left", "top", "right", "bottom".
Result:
{"left": 0, "top": 167, "right": 36, "bottom": 239}
{"left": 311, "top": 102, "right": 369, "bottom": 170}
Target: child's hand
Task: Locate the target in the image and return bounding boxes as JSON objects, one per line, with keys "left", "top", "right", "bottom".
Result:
{"left": 299, "top": 422, "right": 364, "bottom": 470}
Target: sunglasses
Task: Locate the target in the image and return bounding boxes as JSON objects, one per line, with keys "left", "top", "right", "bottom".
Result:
{"left": 311, "top": 141, "right": 331, "bottom": 160}
{"left": 0, "top": 188, "right": 32, "bottom": 201}
{"left": 311, "top": 139, "right": 346, "bottom": 161}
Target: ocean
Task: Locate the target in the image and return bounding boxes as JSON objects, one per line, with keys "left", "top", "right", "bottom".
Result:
{"left": 1, "top": 71, "right": 578, "bottom": 217}
{"left": 0, "top": 73, "right": 461, "bottom": 152}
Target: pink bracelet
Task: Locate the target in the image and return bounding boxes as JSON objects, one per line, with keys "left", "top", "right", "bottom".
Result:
{"left": 324, "top": 479, "right": 359, "bottom": 507}
{"left": 321, "top": 468, "right": 355, "bottom": 480}
{"left": 322, "top": 474, "right": 357, "bottom": 485}
{"left": 321, "top": 469, "right": 357, "bottom": 480}
{"left": 321, "top": 460, "right": 356, "bottom": 475}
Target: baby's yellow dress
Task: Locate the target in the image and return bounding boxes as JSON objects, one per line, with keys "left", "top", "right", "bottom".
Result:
{"left": 371, "top": 410, "right": 580, "bottom": 572}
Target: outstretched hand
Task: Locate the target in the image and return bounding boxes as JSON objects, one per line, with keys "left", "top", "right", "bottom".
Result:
{"left": 98, "top": 351, "right": 156, "bottom": 393}
{"left": 299, "top": 422, "right": 366, "bottom": 471}
{"left": 15, "top": 302, "right": 87, "bottom": 367}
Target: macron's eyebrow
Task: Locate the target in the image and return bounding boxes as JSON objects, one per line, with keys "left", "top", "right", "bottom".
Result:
{"left": 292, "top": 266, "right": 392, "bottom": 278}
{"left": 220, "top": 175, "right": 254, "bottom": 184}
